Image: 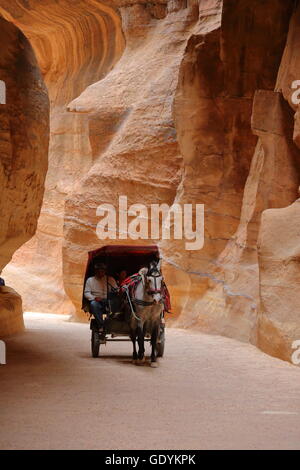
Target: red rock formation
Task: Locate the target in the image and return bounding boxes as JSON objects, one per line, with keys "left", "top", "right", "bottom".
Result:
{"left": 257, "top": 3, "right": 300, "bottom": 361}
{"left": 168, "top": 0, "right": 300, "bottom": 361}
{"left": 161, "top": 0, "right": 297, "bottom": 345}
{"left": 1, "top": 0, "right": 124, "bottom": 315}
{"left": 66, "top": 0, "right": 297, "bottom": 346}
{"left": 65, "top": 0, "right": 188, "bottom": 314}
{"left": 0, "top": 16, "right": 49, "bottom": 335}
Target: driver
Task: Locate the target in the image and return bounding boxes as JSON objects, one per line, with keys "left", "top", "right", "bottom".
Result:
{"left": 84, "top": 262, "right": 118, "bottom": 330}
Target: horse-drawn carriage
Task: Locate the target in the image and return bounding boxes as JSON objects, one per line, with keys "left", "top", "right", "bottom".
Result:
{"left": 82, "top": 245, "right": 168, "bottom": 366}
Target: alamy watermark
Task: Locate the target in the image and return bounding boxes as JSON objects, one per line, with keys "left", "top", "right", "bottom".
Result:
{"left": 288, "top": 81, "right": 300, "bottom": 366}
{"left": 291, "top": 340, "right": 300, "bottom": 366}
{"left": 291, "top": 80, "right": 300, "bottom": 105}
{"left": 0, "top": 80, "right": 6, "bottom": 105}
{"left": 96, "top": 196, "right": 204, "bottom": 251}
{"left": 0, "top": 340, "right": 6, "bottom": 365}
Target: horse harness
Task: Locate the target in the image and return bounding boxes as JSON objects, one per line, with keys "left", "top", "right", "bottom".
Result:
{"left": 122, "top": 271, "right": 163, "bottom": 323}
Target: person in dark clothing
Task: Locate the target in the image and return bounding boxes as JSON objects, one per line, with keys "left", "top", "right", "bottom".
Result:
{"left": 117, "top": 269, "right": 128, "bottom": 286}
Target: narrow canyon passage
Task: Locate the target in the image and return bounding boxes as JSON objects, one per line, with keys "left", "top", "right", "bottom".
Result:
{"left": 1, "top": 314, "right": 300, "bottom": 450}
{"left": 1, "top": 0, "right": 300, "bottom": 452}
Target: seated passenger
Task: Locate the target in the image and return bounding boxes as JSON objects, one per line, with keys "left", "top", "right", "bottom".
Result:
{"left": 84, "top": 262, "right": 118, "bottom": 330}
{"left": 117, "top": 269, "right": 128, "bottom": 286}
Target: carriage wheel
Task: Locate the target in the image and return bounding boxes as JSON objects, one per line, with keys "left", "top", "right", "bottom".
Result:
{"left": 91, "top": 329, "right": 100, "bottom": 357}
{"left": 157, "top": 325, "right": 165, "bottom": 358}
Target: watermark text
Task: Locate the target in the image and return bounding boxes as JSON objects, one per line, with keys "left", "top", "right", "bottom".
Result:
{"left": 291, "top": 80, "right": 300, "bottom": 105}
{"left": 0, "top": 340, "right": 6, "bottom": 365}
{"left": 291, "top": 340, "right": 300, "bottom": 366}
{"left": 96, "top": 196, "right": 204, "bottom": 251}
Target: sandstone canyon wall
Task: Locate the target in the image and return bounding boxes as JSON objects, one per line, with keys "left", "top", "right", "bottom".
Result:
{"left": 1, "top": 0, "right": 300, "bottom": 364}
{"left": 65, "top": 0, "right": 300, "bottom": 364}
{"left": 257, "top": 4, "right": 300, "bottom": 362}
{"left": 0, "top": 16, "right": 49, "bottom": 335}
{"left": 1, "top": 0, "right": 125, "bottom": 316}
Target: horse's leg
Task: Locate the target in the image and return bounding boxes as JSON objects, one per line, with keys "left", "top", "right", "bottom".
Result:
{"left": 136, "top": 323, "right": 145, "bottom": 364}
{"left": 130, "top": 328, "right": 138, "bottom": 363}
{"left": 150, "top": 322, "right": 160, "bottom": 367}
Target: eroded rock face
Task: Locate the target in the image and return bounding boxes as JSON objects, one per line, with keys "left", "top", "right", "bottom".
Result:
{"left": 161, "top": 0, "right": 293, "bottom": 336}
{"left": 0, "top": 17, "right": 49, "bottom": 335}
{"left": 64, "top": 1, "right": 189, "bottom": 314}
{"left": 65, "top": 0, "right": 300, "bottom": 361}
{"left": 257, "top": 199, "right": 300, "bottom": 362}
{"left": 256, "top": 3, "right": 300, "bottom": 361}
{"left": 160, "top": 0, "right": 298, "bottom": 346}
{"left": 1, "top": 0, "right": 124, "bottom": 315}
{"left": 65, "top": 0, "right": 296, "bottom": 341}
{"left": 0, "top": 17, "right": 49, "bottom": 270}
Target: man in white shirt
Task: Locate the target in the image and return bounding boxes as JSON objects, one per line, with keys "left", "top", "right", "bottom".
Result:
{"left": 84, "top": 262, "right": 118, "bottom": 329}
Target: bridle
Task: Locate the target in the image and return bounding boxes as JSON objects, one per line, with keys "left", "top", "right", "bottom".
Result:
{"left": 146, "top": 268, "right": 163, "bottom": 298}
{"left": 129, "top": 267, "right": 164, "bottom": 319}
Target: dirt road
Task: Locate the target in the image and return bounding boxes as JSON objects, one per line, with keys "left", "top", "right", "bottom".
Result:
{"left": 0, "top": 313, "right": 300, "bottom": 450}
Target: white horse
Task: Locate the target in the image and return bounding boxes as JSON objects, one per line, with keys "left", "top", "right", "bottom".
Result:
{"left": 127, "top": 260, "right": 164, "bottom": 367}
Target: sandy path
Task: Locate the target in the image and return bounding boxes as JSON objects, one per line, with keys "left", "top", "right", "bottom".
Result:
{"left": 0, "top": 313, "right": 300, "bottom": 450}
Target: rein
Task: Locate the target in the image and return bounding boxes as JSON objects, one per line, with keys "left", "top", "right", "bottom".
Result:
{"left": 122, "top": 283, "right": 142, "bottom": 323}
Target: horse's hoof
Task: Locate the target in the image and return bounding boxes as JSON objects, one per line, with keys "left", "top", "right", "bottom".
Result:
{"left": 151, "top": 361, "right": 159, "bottom": 368}
{"left": 137, "top": 358, "right": 145, "bottom": 366}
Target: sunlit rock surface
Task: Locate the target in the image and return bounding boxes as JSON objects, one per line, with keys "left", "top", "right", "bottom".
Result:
{"left": 65, "top": 1, "right": 193, "bottom": 315}
{"left": 162, "top": 0, "right": 299, "bottom": 350}
{"left": 160, "top": 0, "right": 295, "bottom": 343}
{"left": 0, "top": 16, "right": 49, "bottom": 335}
{"left": 256, "top": 4, "right": 300, "bottom": 361}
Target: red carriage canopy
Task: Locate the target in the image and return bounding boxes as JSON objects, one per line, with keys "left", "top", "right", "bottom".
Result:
{"left": 82, "top": 245, "right": 160, "bottom": 311}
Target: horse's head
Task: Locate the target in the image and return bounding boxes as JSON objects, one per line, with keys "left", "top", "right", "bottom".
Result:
{"left": 139, "top": 260, "right": 163, "bottom": 304}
